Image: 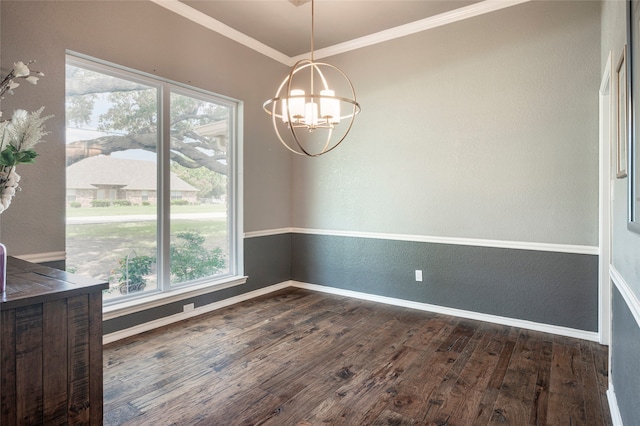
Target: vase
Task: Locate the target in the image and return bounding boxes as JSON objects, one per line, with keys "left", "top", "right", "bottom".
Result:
{"left": 0, "top": 242, "right": 6, "bottom": 292}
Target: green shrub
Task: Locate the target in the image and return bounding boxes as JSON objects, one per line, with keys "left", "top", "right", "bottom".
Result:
{"left": 112, "top": 200, "right": 132, "bottom": 207}
{"left": 91, "top": 199, "right": 111, "bottom": 207}
{"left": 69, "top": 202, "right": 81, "bottom": 208}
{"left": 116, "top": 254, "right": 154, "bottom": 294}
{"left": 142, "top": 201, "right": 150, "bottom": 206}
{"left": 170, "top": 199, "right": 190, "bottom": 206}
{"left": 170, "top": 231, "right": 225, "bottom": 283}
{"left": 112, "top": 231, "right": 224, "bottom": 292}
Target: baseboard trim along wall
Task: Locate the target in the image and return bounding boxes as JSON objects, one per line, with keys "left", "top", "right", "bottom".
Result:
{"left": 103, "top": 282, "right": 291, "bottom": 344}
{"left": 607, "top": 383, "right": 625, "bottom": 426}
{"left": 610, "top": 276, "right": 640, "bottom": 426}
{"left": 291, "top": 281, "right": 599, "bottom": 342}
{"left": 607, "top": 384, "right": 625, "bottom": 426}
{"left": 103, "top": 276, "right": 248, "bottom": 321}
{"left": 104, "top": 279, "right": 599, "bottom": 344}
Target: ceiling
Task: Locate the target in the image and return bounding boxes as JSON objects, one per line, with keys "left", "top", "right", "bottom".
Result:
{"left": 152, "top": 0, "right": 529, "bottom": 65}
{"left": 181, "top": 0, "right": 480, "bottom": 57}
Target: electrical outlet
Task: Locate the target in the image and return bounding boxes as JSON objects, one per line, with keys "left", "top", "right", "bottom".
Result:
{"left": 183, "top": 303, "right": 195, "bottom": 312}
{"left": 415, "top": 270, "right": 423, "bottom": 282}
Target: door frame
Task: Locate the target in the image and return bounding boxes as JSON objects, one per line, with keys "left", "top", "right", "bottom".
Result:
{"left": 599, "top": 51, "right": 613, "bottom": 346}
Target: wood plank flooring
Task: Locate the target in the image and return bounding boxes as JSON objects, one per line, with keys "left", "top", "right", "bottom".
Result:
{"left": 103, "top": 288, "right": 612, "bottom": 425}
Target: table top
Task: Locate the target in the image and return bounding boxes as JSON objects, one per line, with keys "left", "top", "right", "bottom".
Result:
{"left": 1, "top": 256, "right": 109, "bottom": 309}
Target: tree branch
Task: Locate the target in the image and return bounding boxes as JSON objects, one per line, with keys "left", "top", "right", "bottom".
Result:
{"left": 66, "top": 133, "right": 228, "bottom": 175}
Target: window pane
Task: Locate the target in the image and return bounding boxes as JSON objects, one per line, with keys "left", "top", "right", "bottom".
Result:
{"left": 65, "top": 63, "right": 158, "bottom": 301}
{"left": 169, "top": 91, "right": 230, "bottom": 285}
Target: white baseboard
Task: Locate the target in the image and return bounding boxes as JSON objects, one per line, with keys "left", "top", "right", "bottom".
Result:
{"left": 290, "top": 281, "right": 600, "bottom": 342}
{"left": 103, "top": 276, "right": 248, "bottom": 320}
{"left": 607, "top": 384, "right": 625, "bottom": 426}
{"left": 103, "top": 282, "right": 291, "bottom": 344}
{"left": 104, "top": 279, "right": 600, "bottom": 345}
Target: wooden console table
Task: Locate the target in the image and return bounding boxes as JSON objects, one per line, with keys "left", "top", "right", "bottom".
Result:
{"left": 1, "top": 257, "right": 108, "bottom": 425}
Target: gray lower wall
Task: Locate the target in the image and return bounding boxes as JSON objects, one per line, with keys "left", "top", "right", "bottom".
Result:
{"left": 291, "top": 234, "right": 598, "bottom": 331}
{"left": 93, "top": 232, "right": 599, "bottom": 335}
{"left": 103, "top": 233, "right": 291, "bottom": 335}
{"left": 611, "top": 287, "right": 640, "bottom": 426}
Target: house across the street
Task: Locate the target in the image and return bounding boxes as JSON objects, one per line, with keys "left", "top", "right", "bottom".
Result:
{"left": 66, "top": 155, "right": 198, "bottom": 206}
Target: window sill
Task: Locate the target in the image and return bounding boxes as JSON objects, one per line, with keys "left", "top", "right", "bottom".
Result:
{"left": 103, "top": 275, "right": 248, "bottom": 320}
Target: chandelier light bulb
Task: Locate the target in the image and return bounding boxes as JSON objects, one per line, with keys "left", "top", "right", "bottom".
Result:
{"left": 320, "top": 89, "right": 340, "bottom": 124}
{"left": 286, "top": 89, "right": 305, "bottom": 123}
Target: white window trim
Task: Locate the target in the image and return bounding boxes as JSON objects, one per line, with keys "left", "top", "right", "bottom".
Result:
{"left": 103, "top": 274, "right": 248, "bottom": 320}
{"left": 66, "top": 51, "right": 244, "bottom": 306}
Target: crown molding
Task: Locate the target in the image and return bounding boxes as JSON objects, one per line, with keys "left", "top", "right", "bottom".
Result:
{"left": 292, "top": 0, "right": 531, "bottom": 63}
{"left": 151, "top": 0, "right": 531, "bottom": 67}
{"left": 149, "top": 0, "right": 291, "bottom": 65}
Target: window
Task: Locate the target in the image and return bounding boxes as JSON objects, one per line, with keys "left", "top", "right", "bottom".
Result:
{"left": 67, "top": 189, "right": 77, "bottom": 204}
{"left": 65, "top": 53, "right": 242, "bottom": 304}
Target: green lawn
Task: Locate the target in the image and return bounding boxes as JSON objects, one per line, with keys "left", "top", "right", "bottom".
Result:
{"left": 66, "top": 203, "right": 227, "bottom": 217}
{"left": 65, "top": 210, "right": 229, "bottom": 296}
{"left": 66, "top": 219, "right": 227, "bottom": 240}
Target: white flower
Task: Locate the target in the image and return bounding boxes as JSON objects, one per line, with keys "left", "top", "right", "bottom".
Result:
{"left": 11, "top": 109, "right": 27, "bottom": 121}
{"left": 0, "top": 122, "right": 9, "bottom": 151}
{"left": 6, "top": 107, "right": 52, "bottom": 151}
{"left": 0, "top": 170, "right": 20, "bottom": 211}
{"left": 1, "top": 196, "right": 12, "bottom": 210}
{"left": 13, "top": 61, "right": 30, "bottom": 78}
{"left": 7, "top": 171, "right": 20, "bottom": 186}
{"left": 0, "top": 59, "right": 49, "bottom": 215}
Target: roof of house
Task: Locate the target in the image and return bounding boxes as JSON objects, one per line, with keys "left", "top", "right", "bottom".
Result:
{"left": 66, "top": 156, "right": 198, "bottom": 192}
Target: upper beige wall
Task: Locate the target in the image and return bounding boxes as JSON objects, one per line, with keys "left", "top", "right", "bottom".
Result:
{"left": 292, "top": 1, "right": 600, "bottom": 246}
{"left": 0, "top": 0, "right": 602, "bottom": 254}
{"left": 0, "top": 0, "right": 291, "bottom": 256}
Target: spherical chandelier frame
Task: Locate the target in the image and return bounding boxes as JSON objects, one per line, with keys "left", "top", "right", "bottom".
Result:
{"left": 263, "top": 59, "right": 360, "bottom": 157}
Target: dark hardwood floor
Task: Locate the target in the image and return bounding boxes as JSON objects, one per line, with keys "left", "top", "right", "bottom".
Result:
{"left": 103, "top": 288, "right": 612, "bottom": 425}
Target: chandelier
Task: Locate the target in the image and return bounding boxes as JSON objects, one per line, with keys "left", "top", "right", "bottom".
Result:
{"left": 263, "top": 0, "right": 360, "bottom": 157}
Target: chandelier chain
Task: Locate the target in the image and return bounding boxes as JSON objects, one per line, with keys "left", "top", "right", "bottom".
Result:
{"left": 310, "top": 0, "right": 315, "bottom": 93}
{"left": 311, "top": 0, "right": 315, "bottom": 62}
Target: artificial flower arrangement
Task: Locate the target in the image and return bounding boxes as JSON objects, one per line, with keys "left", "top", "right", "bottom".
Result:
{"left": 0, "top": 61, "right": 52, "bottom": 213}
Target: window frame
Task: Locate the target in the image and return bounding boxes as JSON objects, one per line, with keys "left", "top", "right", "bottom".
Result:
{"left": 65, "top": 52, "right": 244, "bottom": 309}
